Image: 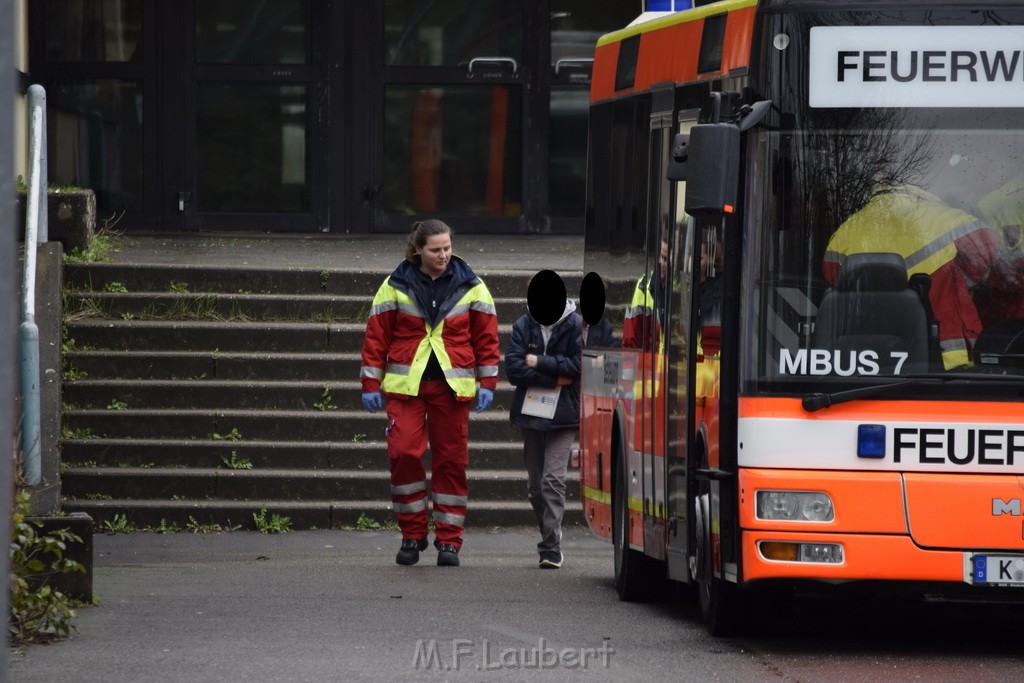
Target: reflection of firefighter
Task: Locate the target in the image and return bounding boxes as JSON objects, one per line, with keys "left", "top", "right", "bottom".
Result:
{"left": 978, "top": 172, "right": 1024, "bottom": 321}
{"left": 696, "top": 234, "right": 722, "bottom": 398}
{"left": 823, "top": 185, "right": 999, "bottom": 369}
{"left": 623, "top": 237, "right": 668, "bottom": 352}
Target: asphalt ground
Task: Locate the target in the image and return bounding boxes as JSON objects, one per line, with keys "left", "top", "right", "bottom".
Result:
{"left": 7, "top": 527, "right": 660, "bottom": 683}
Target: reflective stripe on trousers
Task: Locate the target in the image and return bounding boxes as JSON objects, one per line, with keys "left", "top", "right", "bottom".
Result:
{"left": 385, "top": 379, "right": 470, "bottom": 549}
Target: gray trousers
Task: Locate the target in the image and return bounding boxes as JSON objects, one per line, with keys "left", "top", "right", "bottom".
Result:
{"left": 521, "top": 427, "right": 575, "bottom": 554}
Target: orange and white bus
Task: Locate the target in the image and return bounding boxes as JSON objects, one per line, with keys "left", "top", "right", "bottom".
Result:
{"left": 578, "top": 0, "right": 1024, "bottom": 634}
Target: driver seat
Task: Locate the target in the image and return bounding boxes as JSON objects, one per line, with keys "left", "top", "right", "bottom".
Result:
{"left": 814, "top": 252, "right": 930, "bottom": 374}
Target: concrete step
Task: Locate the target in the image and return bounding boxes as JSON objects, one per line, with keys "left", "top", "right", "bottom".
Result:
{"left": 65, "top": 319, "right": 515, "bottom": 353}
{"left": 61, "top": 467, "right": 567, "bottom": 502}
{"left": 63, "top": 378, "right": 519, "bottom": 411}
{"left": 62, "top": 408, "right": 520, "bottom": 442}
{"left": 61, "top": 438, "right": 528, "bottom": 470}
{"left": 64, "top": 262, "right": 584, "bottom": 299}
{"left": 60, "top": 497, "right": 585, "bottom": 531}
{"left": 66, "top": 291, "right": 533, "bottom": 325}
{"left": 63, "top": 350, "right": 360, "bottom": 381}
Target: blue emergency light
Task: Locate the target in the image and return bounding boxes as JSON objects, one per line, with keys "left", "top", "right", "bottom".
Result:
{"left": 857, "top": 424, "right": 886, "bottom": 458}
{"left": 646, "top": 1, "right": 695, "bottom": 11}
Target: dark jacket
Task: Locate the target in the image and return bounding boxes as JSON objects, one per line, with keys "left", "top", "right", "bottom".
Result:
{"left": 505, "top": 302, "right": 582, "bottom": 431}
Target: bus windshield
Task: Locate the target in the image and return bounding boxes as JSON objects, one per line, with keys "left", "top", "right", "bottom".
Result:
{"left": 742, "top": 8, "right": 1024, "bottom": 399}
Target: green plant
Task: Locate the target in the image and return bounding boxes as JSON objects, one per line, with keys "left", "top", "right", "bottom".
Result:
{"left": 62, "top": 366, "right": 88, "bottom": 381}
{"left": 220, "top": 451, "right": 253, "bottom": 470}
{"left": 313, "top": 385, "right": 337, "bottom": 411}
{"left": 121, "top": 312, "right": 135, "bottom": 321}
{"left": 252, "top": 507, "right": 291, "bottom": 534}
{"left": 9, "top": 491, "right": 85, "bottom": 644}
{"left": 351, "top": 433, "right": 367, "bottom": 443}
{"left": 61, "top": 426, "right": 95, "bottom": 440}
{"left": 101, "top": 514, "right": 134, "bottom": 534}
{"left": 352, "top": 513, "right": 398, "bottom": 531}
{"left": 169, "top": 281, "right": 189, "bottom": 294}
{"left": 320, "top": 269, "right": 330, "bottom": 290}
{"left": 103, "top": 281, "right": 128, "bottom": 293}
{"left": 106, "top": 399, "right": 128, "bottom": 411}
{"left": 146, "top": 519, "right": 181, "bottom": 534}
{"left": 186, "top": 516, "right": 242, "bottom": 534}
{"left": 16, "top": 174, "right": 28, "bottom": 193}
{"left": 211, "top": 427, "right": 242, "bottom": 442}
{"left": 63, "top": 224, "right": 117, "bottom": 264}
{"left": 355, "top": 513, "right": 382, "bottom": 530}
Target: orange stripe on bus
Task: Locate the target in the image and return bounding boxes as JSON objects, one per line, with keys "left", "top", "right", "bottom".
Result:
{"left": 738, "top": 396, "right": 1024, "bottom": 422}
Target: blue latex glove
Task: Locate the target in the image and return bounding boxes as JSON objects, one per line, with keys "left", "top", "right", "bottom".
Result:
{"left": 361, "top": 392, "right": 383, "bottom": 413}
{"left": 474, "top": 387, "right": 494, "bottom": 413}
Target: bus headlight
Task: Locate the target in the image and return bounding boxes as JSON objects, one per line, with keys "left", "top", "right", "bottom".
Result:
{"left": 756, "top": 491, "right": 834, "bottom": 522}
{"left": 759, "top": 541, "right": 844, "bottom": 564}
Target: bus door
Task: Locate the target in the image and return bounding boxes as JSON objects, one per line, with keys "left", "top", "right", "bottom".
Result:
{"left": 665, "top": 108, "right": 699, "bottom": 579}
{"left": 637, "top": 85, "right": 675, "bottom": 559}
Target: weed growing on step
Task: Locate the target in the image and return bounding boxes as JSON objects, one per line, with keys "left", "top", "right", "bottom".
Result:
{"left": 103, "top": 281, "right": 128, "bottom": 293}
{"left": 351, "top": 433, "right": 367, "bottom": 443}
{"left": 146, "top": 519, "right": 182, "bottom": 534}
{"left": 220, "top": 450, "right": 253, "bottom": 470}
{"left": 65, "top": 296, "right": 108, "bottom": 321}
{"left": 121, "top": 312, "right": 135, "bottom": 321}
{"left": 106, "top": 399, "right": 128, "bottom": 410}
{"left": 63, "top": 224, "right": 118, "bottom": 264}
{"left": 252, "top": 507, "right": 292, "bottom": 534}
{"left": 169, "top": 281, "right": 189, "bottom": 294}
{"left": 85, "top": 493, "right": 112, "bottom": 500}
{"left": 101, "top": 514, "right": 134, "bottom": 534}
{"left": 9, "top": 491, "right": 85, "bottom": 645}
{"left": 186, "top": 516, "right": 242, "bottom": 533}
{"left": 61, "top": 461, "right": 97, "bottom": 471}
{"left": 211, "top": 427, "right": 242, "bottom": 441}
{"left": 62, "top": 366, "right": 88, "bottom": 381}
{"left": 61, "top": 426, "right": 95, "bottom": 440}
{"left": 313, "top": 385, "right": 337, "bottom": 411}
{"left": 320, "top": 270, "right": 330, "bottom": 290}
{"left": 352, "top": 513, "right": 398, "bottom": 531}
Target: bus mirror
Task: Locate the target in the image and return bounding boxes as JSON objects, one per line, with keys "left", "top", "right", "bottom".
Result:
{"left": 684, "top": 123, "right": 740, "bottom": 216}
{"left": 667, "top": 133, "right": 690, "bottom": 181}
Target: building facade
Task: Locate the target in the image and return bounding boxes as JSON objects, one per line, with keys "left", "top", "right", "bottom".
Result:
{"left": 25, "top": 1, "right": 645, "bottom": 234}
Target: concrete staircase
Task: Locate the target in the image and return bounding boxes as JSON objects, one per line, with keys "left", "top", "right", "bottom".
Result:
{"left": 61, "top": 262, "right": 582, "bottom": 530}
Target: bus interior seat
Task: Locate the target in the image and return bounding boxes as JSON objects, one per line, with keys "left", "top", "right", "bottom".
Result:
{"left": 814, "top": 252, "right": 930, "bottom": 374}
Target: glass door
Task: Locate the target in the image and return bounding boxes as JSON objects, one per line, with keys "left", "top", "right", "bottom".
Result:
{"left": 181, "top": 0, "right": 327, "bottom": 231}
{"left": 373, "top": 0, "right": 525, "bottom": 233}
{"left": 549, "top": 1, "right": 639, "bottom": 232}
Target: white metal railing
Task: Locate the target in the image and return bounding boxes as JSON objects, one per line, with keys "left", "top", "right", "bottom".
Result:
{"left": 20, "top": 84, "right": 47, "bottom": 486}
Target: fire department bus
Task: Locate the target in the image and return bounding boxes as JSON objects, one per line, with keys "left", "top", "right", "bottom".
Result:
{"left": 578, "top": 0, "right": 1024, "bottom": 634}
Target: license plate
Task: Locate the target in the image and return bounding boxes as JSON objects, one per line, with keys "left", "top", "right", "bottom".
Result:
{"left": 969, "top": 555, "right": 1024, "bottom": 586}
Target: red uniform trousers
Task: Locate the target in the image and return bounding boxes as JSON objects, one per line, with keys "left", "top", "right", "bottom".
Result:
{"left": 385, "top": 379, "right": 470, "bottom": 550}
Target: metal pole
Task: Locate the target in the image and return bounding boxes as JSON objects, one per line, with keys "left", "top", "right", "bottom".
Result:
{"left": 28, "top": 84, "right": 46, "bottom": 243}
{"left": 2, "top": 0, "right": 20, "bottom": 674}
{"left": 20, "top": 100, "right": 43, "bottom": 486}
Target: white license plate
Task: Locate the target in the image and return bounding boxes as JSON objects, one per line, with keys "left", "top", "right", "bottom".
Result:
{"left": 969, "top": 555, "right": 1024, "bottom": 586}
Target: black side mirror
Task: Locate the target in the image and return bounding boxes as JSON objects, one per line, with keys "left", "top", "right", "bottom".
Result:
{"left": 667, "top": 133, "right": 690, "bottom": 181}
{"left": 684, "top": 123, "right": 740, "bottom": 216}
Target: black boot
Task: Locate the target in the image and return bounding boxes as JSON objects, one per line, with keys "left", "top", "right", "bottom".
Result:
{"left": 396, "top": 538, "right": 429, "bottom": 566}
{"left": 436, "top": 543, "right": 460, "bottom": 567}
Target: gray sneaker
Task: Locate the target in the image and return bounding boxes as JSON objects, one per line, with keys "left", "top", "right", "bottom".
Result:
{"left": 539, "top": 551, "right": 562, "bottom": 569}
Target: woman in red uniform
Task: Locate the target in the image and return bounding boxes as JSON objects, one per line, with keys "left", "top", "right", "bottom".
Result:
{"left": 360, "top": 219, "right": 500, "bottom": 567}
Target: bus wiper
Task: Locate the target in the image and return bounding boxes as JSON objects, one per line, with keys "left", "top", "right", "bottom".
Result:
{"left": 802, "top": 377, "right": 945, "bottom": 412}
{"left": 801, "top": 372, "right": 1024, "bottom": 412}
